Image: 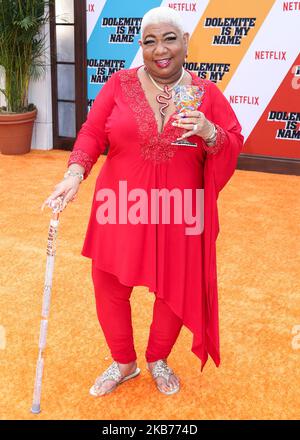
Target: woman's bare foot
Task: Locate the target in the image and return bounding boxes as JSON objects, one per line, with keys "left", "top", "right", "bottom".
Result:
{"left": 147, "top": 359, "right": 180, "bottom": 394}
{"left": 91, "top": 360, "right": 138, "bottom": 396}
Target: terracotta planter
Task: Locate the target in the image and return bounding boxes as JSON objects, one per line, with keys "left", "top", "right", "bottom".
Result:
{"left": 0, "top": 109, "right": 37, "bottom": 155}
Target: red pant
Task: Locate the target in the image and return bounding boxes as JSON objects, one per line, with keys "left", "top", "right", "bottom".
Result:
{"left": 91, "top": 261, "right": 183, "bottom": 363}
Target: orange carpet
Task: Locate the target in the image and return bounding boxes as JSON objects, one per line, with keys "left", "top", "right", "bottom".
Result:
{"left": 0, "top": 149, "right": 299, "bottom": 420}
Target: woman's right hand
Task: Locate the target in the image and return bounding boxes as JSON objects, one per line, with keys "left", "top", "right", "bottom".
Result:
{"left": 41, "top": 176, "right": 81, "bottom": 212}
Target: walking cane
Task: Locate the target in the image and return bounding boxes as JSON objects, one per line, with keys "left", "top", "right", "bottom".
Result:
{"left": 31, "top": 196, "right": 64, "bottom": 414}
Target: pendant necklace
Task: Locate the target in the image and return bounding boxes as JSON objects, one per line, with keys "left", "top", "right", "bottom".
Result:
{"left": 145, "top": 67, "right": 185, "bottom": 130}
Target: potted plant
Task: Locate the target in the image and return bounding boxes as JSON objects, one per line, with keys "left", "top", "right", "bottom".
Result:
{"left": 0, "top": 0, "right": 52, "bottom": 155}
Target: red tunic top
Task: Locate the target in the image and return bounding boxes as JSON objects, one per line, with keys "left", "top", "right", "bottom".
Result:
{"left": 67, "top": 66, "right": 244, "bottom": 372}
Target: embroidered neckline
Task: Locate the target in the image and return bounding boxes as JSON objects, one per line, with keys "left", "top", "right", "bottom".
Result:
{"left": 135, "top": 66, "right": 205, "bottom": 135}
{"left": 119, "top": 66, "right": 207, "bottom": 163}
{"left": 136, "top": 66, "right": 179, "bottom": 136}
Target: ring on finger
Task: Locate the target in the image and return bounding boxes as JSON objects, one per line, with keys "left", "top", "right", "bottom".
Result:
{"left": 193, "top": 123, "right": 198, "bottom": 131}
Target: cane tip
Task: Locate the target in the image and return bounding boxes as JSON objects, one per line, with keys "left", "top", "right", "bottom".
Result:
{"left": 31, "top": 404, "right": 41, "bottom": 414}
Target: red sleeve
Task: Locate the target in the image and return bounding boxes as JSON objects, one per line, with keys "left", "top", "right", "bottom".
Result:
{"left": 203, "top": 81, "right": 244, "bottom": 194}
{"left": 67, "top": 71, "right": 118, "bottom": 179}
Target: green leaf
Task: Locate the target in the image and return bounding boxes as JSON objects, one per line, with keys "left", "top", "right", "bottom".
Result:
{"left": 0, "top": 0, "right": 53, "bottom": 112}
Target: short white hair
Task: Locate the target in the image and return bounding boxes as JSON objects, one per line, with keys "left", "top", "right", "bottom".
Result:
{"left": 141, "top": 7, "right": 185, "bottom": 38}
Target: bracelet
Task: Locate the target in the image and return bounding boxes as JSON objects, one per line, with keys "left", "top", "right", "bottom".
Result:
{"left": 203, "top": 123, "right": 217, "bottom": 145}
{"left": 63, "top": 169, "right": 84, "bottom": 182}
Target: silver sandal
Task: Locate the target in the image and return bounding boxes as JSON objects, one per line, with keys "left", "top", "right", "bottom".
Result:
{"left": 147, "top": 359, "right": 180, "bottom": 395}
{"left": 89, "top": 361, "right": 141, "bottom": 396}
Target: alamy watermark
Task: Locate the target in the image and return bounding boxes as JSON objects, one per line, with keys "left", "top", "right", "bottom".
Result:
{"left": 95, "top": 181, "right": 204, "bottom": 235}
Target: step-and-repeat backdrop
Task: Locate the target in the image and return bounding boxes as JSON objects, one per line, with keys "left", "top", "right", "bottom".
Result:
{"left": 86, "top": 0, "right": 300, "bottom": 159}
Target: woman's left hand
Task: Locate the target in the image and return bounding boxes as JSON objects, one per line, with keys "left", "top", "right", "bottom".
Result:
{"left": 172, "top": 110, "right": 214, "bottom": 141}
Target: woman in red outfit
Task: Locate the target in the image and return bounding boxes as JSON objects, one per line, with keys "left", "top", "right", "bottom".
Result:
{"left": 42, "top": 6, "right": 244, "bottom": 396}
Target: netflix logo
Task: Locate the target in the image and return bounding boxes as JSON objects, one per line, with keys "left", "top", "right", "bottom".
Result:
{"left": 168, "top": 2, "right": 197, "bottom": 12}
{"left": 255, "top": 51, "right": 287, "bottom": 61}
{"left": 229, "top": 96, "right": 259, "bottom": 105}
{"left": 87, "top": 3, "right": 95, "bottom": 13}
{"left": 282, "top": 1, "right": 300, "bottom": 10}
